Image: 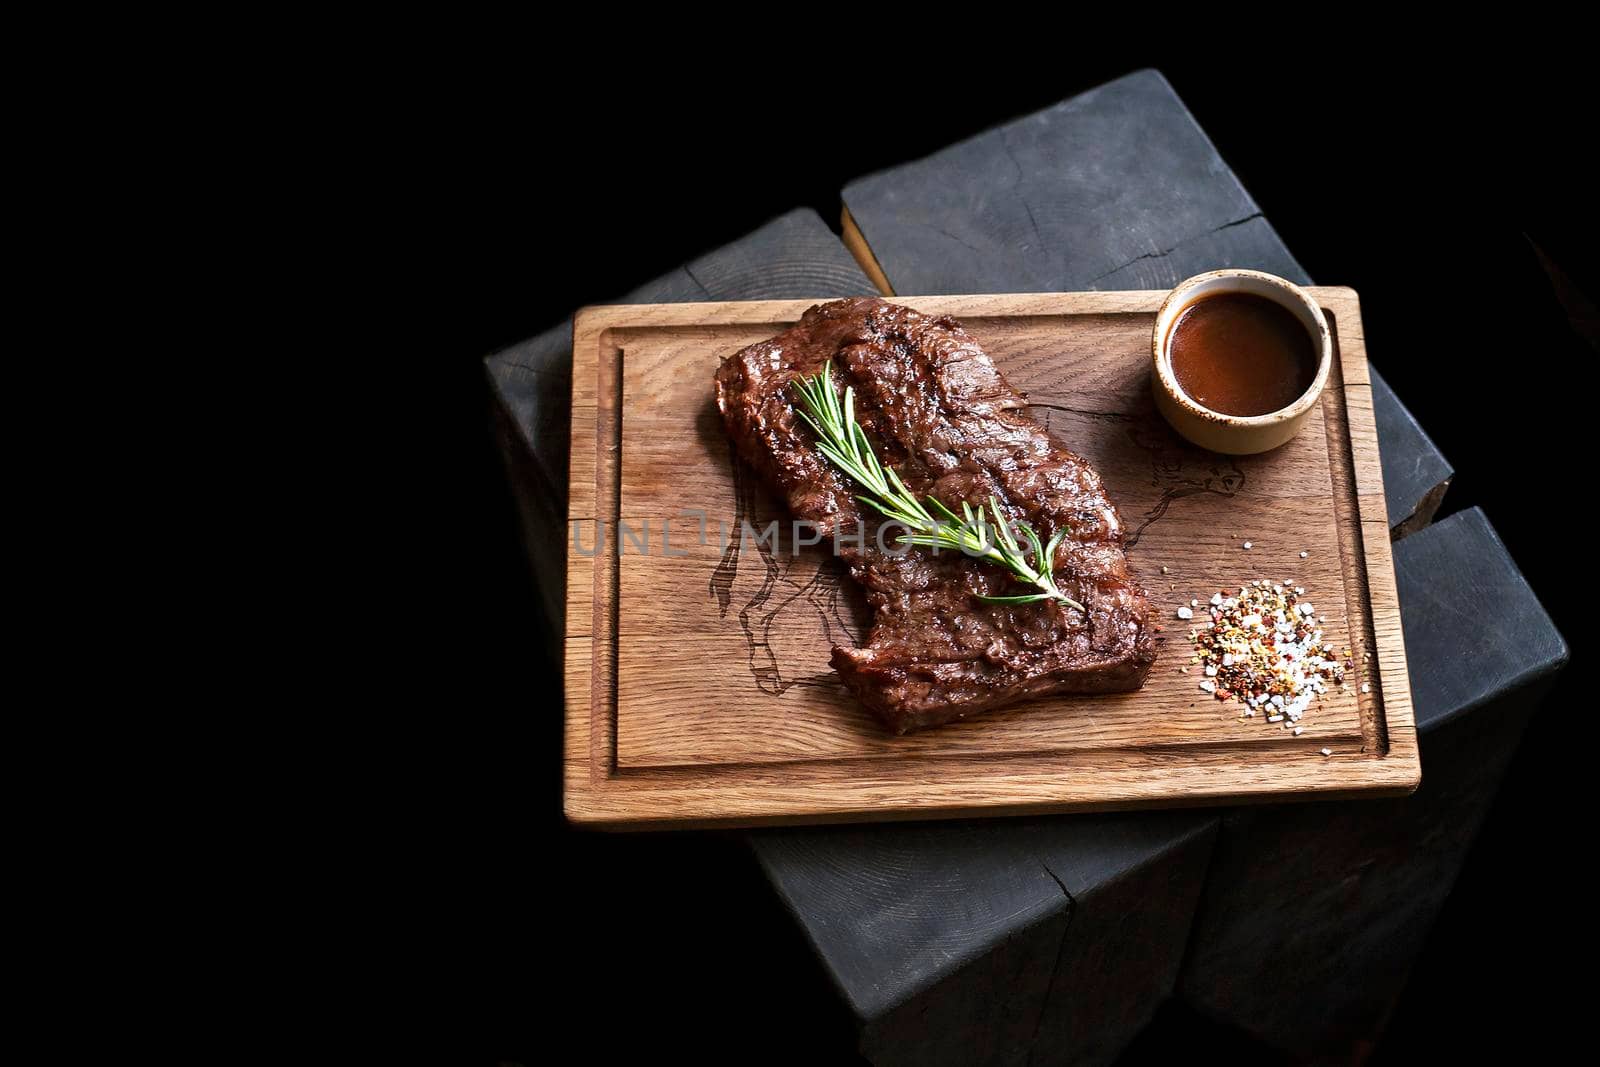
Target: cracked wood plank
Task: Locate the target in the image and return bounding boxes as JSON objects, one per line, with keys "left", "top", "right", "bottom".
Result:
{"left": 755, "top": 820, "right": 1069, "bottom": 1066}
{"left": 1088, "top": 212, "right": 1264, "bottom": 285}
{"left": 840, "top": 68, "right": 1451, "bottom": 540}
{"left": 1028, "top": 817, "right": 1216, "bottom": 1066}
{"left": 752, "top": 813, "right": 1215, "bottom": 1067}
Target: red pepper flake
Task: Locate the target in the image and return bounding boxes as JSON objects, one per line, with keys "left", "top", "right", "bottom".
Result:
{"left": 1183, "top": 579, "right": 1345, "bottom": 730}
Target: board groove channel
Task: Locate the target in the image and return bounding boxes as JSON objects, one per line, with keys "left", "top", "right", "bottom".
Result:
{"left": 562, "top": 291, "right": 1417, "bottom": 829}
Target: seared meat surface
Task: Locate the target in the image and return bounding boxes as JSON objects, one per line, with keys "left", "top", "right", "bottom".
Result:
{"left": 714, "top": 298, "right": 1156, "bottom": 732}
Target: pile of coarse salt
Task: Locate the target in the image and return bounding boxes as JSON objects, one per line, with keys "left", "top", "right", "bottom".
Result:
{"left": 1182, "top": 580, "right": 1348, "bottom": 728}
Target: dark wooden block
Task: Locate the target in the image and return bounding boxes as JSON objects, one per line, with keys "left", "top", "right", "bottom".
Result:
{"left": 1176, "top": 508, "right": 1568, "bottom": 1056}
{"left": 1025, "top": 817, "right": 1217, "bottom": 1066}
{"left": 842, "top": 68, "right": 1450, "bottom": 539}
{"left": 759, "top": 819, "right": 1068, "bottom": 1067}
{"left": 484, "top": 208, "right": 875, "bottom": 636}
{"left": 754, "top": 814, "right": 1215, "bottom": 1067}
{"left": 844, "top": 71, "right": 1271, "bottom": 294}
{"left": 1371, "top": 365, "right": 1452, "bottom": 539}
{"left": 1391, "top": 509, "right": 1568, "bottom": 733}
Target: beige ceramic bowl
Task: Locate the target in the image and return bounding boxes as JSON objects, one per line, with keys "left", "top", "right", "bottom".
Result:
{"left": 1151, "top": 269, "right": 1333, "bottom": 455}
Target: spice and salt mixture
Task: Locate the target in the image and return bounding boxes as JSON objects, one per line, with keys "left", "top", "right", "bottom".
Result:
{"left": 1187, "top": 580, "right": 1348, "bottom": 727}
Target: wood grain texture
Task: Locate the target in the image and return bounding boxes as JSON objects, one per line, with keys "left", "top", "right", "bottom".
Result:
{"left": 485, "top": 208, "right": 874, "bottom": 639}
{"left": 840, "top": 206, "right": 893, "bottom": 297}
{"left": 1027, "top": 817, "right": 1216, "bottom": 1066}
{"left": 1371, "top": 365, "right": 1452, "bottom": 539}
{"left": 1178, "top": 507, "right": 1569, "bottom": 1057}
{"left": 755, "top": 812, "right": 1215, "bottom": 1066}
{"left": 563, "top": 290, "right": 1419, "bottom": 829}
{"left": 839, "top": 68, "right": 1451, "bottom": 540}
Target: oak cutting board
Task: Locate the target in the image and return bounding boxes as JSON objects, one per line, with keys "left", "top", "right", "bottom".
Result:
{"left": 564, "top": 291, "right": 1419, "bottom": 829}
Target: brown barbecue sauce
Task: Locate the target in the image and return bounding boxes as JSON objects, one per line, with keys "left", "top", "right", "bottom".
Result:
{"left": 1169, "top": 293, "right": 1318, "bottom": 417}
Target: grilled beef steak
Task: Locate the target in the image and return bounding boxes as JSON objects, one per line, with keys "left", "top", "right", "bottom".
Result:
{"left": 714, "top": 298, "right": 1156, "bottom": 732}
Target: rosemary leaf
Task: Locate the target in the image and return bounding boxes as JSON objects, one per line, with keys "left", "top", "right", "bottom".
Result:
{"left": 791, "top": 361, "right": 1084, "bottom": 613}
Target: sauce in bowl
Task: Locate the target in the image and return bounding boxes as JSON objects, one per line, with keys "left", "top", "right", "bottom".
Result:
{"left": 1168, "top": 292, "right": 1319, "bottom": 417}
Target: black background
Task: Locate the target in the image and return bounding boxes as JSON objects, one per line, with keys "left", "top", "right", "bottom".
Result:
{"left": 422, "top": 48, "right": 1591, "bottom": 1063}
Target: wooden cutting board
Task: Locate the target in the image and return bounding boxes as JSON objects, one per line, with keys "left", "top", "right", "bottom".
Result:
{"left": 563, "top": 291, "right": 1418, "bottom": 829}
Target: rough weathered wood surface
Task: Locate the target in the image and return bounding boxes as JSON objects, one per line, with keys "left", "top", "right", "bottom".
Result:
{"left": 485, "top": 208, "right": 875, "bottom": 637}
{"left": 757, "top": 813, "right": 1216, "bottom": 1067}
{"left": 1177, "top": 507, "right": 1567, "bottom": 1056}
{"left": 1372, "top": 390, "right": 1451, "bottom": 539}
{"left": 841, "top": 68, "right": 1451, "bottom": 540}
{"left": 564, "top": 290, "right": 1418, "bottom": 829}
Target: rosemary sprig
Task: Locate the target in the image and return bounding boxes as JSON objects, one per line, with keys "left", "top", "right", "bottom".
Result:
{"left": 791, "top": 361, "right": 1084, "bottom": 612}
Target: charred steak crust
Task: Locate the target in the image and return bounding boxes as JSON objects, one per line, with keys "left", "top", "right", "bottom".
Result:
{"left": 714, "top": 298, "right": 1156, "bottom": 733}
